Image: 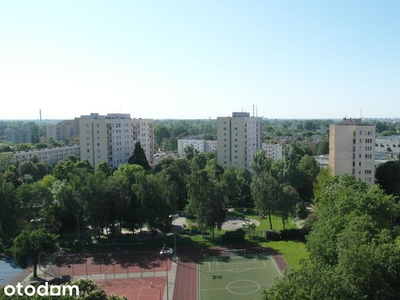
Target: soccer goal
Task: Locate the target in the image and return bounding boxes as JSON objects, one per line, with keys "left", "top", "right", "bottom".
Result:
{"left": 224, "top": 249, "right": 246, "bottom": 257}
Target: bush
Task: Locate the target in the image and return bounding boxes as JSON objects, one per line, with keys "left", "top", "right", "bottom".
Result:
{"left": 222, "top": 228, "right": 246, "bottom": 242}
{"left": 265, "top": 230, "right": 280, "bottom": 240}
{"left": 279, "top": 228, "right": 309, "bottom": 240}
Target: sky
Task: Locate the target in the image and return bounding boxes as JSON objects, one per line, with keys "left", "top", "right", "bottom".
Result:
{"left": 1, "top": 1, "right": 399, "bottom": 120}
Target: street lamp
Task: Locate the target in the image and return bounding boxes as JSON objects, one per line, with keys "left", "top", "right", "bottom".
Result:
{"left": 169, "top": 214, "right": 179, "bottom": 262}
{"left": 160, "top": 245, "right": 173, "bottom": 300}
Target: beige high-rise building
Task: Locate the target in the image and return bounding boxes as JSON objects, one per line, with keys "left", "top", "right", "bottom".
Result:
{"left": 46, "top": 119, "right": 79, "bottom": 143}
{"left": 217, "top": 112, "right": 262, "bottom": 169}
{"left": 329, "top": 118, "right": 375, "bottom": 184}
{"left": 79, "top": 113, "right": 154, "bottom": 169}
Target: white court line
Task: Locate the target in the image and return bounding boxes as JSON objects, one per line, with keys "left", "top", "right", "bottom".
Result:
{"left": 263, "top": 260, "right": 267, "bottom": 268}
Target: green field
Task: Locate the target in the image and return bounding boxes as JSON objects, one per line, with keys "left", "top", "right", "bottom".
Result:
{"left": 198, "top": 252, "right": 281, "bottom": 300}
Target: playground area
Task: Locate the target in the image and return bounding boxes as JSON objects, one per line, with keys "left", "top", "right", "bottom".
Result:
{"left": 198, "top": 249, "right": 282, "bottom": 300}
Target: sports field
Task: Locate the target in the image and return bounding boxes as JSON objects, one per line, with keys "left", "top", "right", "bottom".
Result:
{"left": 198, "top": 251, "right": 281, "bottom": 300}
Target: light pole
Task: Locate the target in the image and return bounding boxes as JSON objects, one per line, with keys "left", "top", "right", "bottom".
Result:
{"left": 169, "top": 214, "right": 179, "bottom": 262}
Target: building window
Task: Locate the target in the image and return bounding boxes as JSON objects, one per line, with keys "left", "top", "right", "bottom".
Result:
{"left": 364, "top": 170, "right": 371, "bottom": 174}
{"left": 366, "top": 131, "right": 373, "bottom": 136}
{"left": 365, "top": 162, "right": 372, "bottom": 167}
{"left": 359, "top": 130, "right": 362, "bottom": 135}
{"left": 365, "top": 138, "right": 372, "bottom": 143}
{"left": 365, "top": 154, "right": 372, "bottom": 159}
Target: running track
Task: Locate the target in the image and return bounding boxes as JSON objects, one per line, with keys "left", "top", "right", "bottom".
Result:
{"left": 173, "top": 246, "right": 197, "bottom": 300}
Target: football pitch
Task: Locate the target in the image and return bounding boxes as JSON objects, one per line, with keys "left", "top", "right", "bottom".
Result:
{"left": 198, "top": 252, "right": 282, "bottom": 300}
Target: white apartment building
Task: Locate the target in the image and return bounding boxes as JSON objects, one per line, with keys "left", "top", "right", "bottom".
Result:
{"left": 329, "top": 118, "right": 375, "bottom": 184}
{"left": 46, "top": 119, "right": 79, "bottom": 143}
{"left": 14, "top": 145, "right": 80, "bottom": 165}
{"left": 5, "top": 129, "right": 32, "bottom": 144}
{"left": 177, "top": 139, "right": 217, "bottom": 155}
{"left": 261, "top": 143, "right": 283, "bottom": 161}
{"left": 79, "top": 113, "right": 154, "bottom": 169}
{"left": 217, "top": 112, "right": 262, "bottom": 169}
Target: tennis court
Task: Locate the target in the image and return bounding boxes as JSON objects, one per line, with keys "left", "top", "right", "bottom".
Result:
{"left": 198, "top": 250, "right": 281, "bottom": 300}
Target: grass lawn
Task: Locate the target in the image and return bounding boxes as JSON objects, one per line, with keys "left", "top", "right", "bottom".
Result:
{"left": 262, "top": 240, "right": 308, "bottom": 269}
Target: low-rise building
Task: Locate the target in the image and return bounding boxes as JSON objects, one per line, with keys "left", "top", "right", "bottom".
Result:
{"left": 177, "top": 139, "right": 217, "bottom": 155}
{"left": 14, "top": 145, "right": 80, "bottom": 165}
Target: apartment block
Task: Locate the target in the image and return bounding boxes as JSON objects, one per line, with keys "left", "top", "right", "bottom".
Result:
{"left": 329, "top": 118, "right": 375, "bottom": 184}
{"left": 79, "top": 113, "right": 154, "bottom": 169}
{"left": 177, "top": 139, "right": 217, "bottom": 155}
{"left": 217, "top": 112, "right": 262, "bottom": 169}
{"left": 261, "top": 143, "right": 284, "bottom": 161}
{"left": 46, "top": 119, "right": 79, "bottom": 143}
{"left": 14, "top": 145, "right": 80, "bottom": 165}
{"left": 5, "top": 129, "right": 32, "bottom": 144}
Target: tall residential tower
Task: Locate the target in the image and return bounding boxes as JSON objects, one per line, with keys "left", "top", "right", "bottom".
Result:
{"left": 329, "top": 118, "right": 375, "bottom": 184}
{"left": 79, "top": 113, "right": 154, "bottom": 169}
{"left": 217, "top": 112, "right": 262, "bottom": 169}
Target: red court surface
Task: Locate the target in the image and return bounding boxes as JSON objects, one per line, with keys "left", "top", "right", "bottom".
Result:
{"left": 40, "top": 251, "right": 171, "bottom": 300}
{"left": 43, "top": 252, "right": 171, "bottom": 278}
{"left": 173, "top": 246, "right": 198, "bottom": 300}
{"left": 95, "top": 277, "right": 166, "bottom": 300}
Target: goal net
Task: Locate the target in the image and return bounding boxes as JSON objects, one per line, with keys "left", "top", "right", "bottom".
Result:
{"left": 224, "top": 249, "right": 246, "bottom": 257}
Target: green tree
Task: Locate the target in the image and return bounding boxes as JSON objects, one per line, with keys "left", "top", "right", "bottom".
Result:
{"left": 154, "top": 124, "right": 171, "bottom": 147}
{"left": 11, "top": 228, "right": 58, "bottom": 277}
{"left": 296, "top": 155, "right": 320, "bottom": 202}
{"left": 375, "top": 161, "right": 400, "bottom": 197}
{"left": 250, "top": 149, "right": 273, "bottom": 175}
{"left": 316, "top": 139, "right": 329, "bottom": 155}
{"left": 0, "top": 182, "right": 18, "bottom": 242}
{"left": 0, "top": 152, "right": 16, "bottom": 172}
{"left": 251, "top": 172, "right": 281, "bottom": 230}
{"left": 313, "top": 167, "right": 333, "bottom": 202}
{"left": 263, "top": 175, "right": 400, "bottom": 300}
{"left": 35, "top": 161, "right": 49, "bottom": 179}
{"left": 18, "top": 160, "right": 39, "bottom": 181}
{"left": 128, "top": 142, "right": 151, "bottom": 170}
{"left": 186, "top": 157, "right": 226, "bottom": 238}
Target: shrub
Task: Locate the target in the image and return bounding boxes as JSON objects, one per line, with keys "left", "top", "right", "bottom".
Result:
{"left": 279, "top": 228, "right": 309, "bottom": 240}
{"left": 265, "top": 230, "right": 280, "bottom": 240}
{"left": 222, "top": 228, "right": 246, "bottom": 242}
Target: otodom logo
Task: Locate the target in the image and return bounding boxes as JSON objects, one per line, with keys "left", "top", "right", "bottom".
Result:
{"left": 4, "top": 282, "right": 79, "bottom": 297}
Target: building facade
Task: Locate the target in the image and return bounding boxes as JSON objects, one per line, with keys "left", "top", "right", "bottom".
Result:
{"left": 217, "top": 112, "right": 262, "bottom": 169}
{"left": 5, "top": 129, "right": 32, "bottom": 144}
{"left": 79, "top": 113, "right": 154, "bottom": 169}
{"left": 177, "top": 139, "right": 217, "bottom": 155}
{"left": 46, "top": 119, "right": 79, "bottom": 143}
{"left": 261, "top": 143, "right": 284, "bottom": 161}
{"left": 329, "top": 118, "right": 375, "bottom": 184}
{"left": 14, "top": 145, "right": 80, "bottom": 165}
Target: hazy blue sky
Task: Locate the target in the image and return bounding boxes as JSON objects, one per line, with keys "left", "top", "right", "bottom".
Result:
{"left": 1, "top": 1, "right": 399, "bottom": 120}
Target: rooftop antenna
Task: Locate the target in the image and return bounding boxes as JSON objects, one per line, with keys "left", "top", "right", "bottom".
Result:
{"left": 253, "top": 105, "right": 255, "bottom": 117}
{"left": 256, "top": 105, "right": 258, "bottom": 117}
{"left": 242, "top": 106, "right": 243, "bottom": 112}
{"left": 360, "top": 108, "right": 363, "bottom": 119}
{"left": 39, "top": 109, "right": 42, "bottom": 122}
